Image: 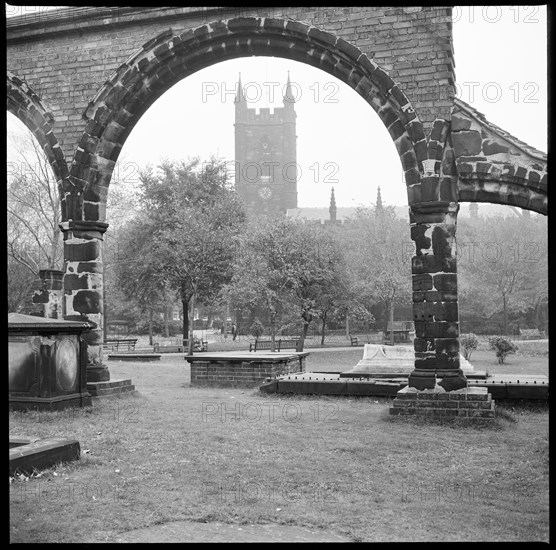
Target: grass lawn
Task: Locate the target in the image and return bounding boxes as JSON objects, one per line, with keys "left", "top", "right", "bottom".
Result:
{"left": 9, "top": 352, "right": 548, "bottom": 543}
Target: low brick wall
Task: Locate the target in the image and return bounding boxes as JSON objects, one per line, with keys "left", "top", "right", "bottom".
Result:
{"left": 188, "top": 353, "right": 307, "bottom": 388}
{"left": 390, "top": 386, "right": 495, "bottom": 418}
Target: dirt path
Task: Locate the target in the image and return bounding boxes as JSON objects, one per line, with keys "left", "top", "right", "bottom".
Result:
{"left": 114, "top": 520, "right": 353, "bottom": 543}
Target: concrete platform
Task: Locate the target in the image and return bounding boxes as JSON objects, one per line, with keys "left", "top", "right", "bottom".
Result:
{"left": 261, "top": 372, "right": 548, "bottom": 400}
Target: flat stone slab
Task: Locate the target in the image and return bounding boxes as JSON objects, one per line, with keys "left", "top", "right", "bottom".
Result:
{"left": 185, "top": 351, "right": 310, "bottom": 362}
{"left": 9, "top": 437, "right": 80, "bottom": 475}
{"left": 114, "top": 520, "right": 352, "bottom": 543}
{"left": 341, "top": 344, "right": 474, "bottom": 377}
{"left": 396, "top": 385, "right": 489, "bottom": 399}
{"left": 108, "top": 354, "right": 161, "bottom": 361}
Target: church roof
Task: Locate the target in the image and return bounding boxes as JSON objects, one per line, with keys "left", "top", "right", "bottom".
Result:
{"left": 286, "top": 206, "right": 409, "bottom": 221}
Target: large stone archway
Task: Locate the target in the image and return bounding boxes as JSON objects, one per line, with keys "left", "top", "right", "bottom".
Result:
{"left": 7, "top": 7, "right": 547, "bottom": 391}
{"left": 60, "top": 17, "right": 463, "bottom": 388}
{"left": 72, "top": 18, "right": 429, "bottom": 221}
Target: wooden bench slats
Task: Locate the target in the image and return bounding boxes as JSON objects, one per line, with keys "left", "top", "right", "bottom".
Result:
{"left": 103, "top": 338, "right": 137, "bottom": 351}
{"left": 249, "top": 339, "right": 299, "bottom": 352}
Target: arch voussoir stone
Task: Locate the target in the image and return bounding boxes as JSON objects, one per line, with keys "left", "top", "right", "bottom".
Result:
{"left": 7, "top": 72, "right": 68, "bottom": 184}
{"left": 452, "top": 98, "right": 547, "bottom": 215}
{"left": 75, "top": 17, "right": 424, "bottom": 223}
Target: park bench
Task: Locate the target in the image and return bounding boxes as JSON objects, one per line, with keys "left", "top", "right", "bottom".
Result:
{"left": 349, "top": 334, "right": 359, "bottom": 346}
{"left": 103, "top": 338, "right": 137, "bottom": 351}
{"left": 249, "top": 339, "right": 299, "bottom": 352}
{"left": 153, "top": 342, "right": 184, "bottom": 353}
{"left": 154, "top": 338, "right": 208, "bottom": 353}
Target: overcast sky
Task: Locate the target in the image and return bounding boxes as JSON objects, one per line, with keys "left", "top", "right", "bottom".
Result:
{"left": 7, "top": 6, "right": 547, "bottom": 209}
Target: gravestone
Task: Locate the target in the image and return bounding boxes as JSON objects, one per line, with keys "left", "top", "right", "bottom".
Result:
{"left": 340, "top": 344, "right": 474, "bottom": 378}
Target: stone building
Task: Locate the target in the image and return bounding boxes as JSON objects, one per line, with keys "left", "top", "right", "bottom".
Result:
{"left": 234, "top": 73, "right": 298, "bottom": 215}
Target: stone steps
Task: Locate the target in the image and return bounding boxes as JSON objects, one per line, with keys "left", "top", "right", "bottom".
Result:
{"left": 87, "top": 379, "right": 135, "bottom": 397}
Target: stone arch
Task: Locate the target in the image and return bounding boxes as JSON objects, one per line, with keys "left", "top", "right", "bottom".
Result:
{"left": 6, "top": 72, "right": 71, "bottom": 217}
{"left": 72, "top": 17, "right": 429, "bottom": 222}
{"left": 452, "top": 98, "right": 547, "bottom": 215}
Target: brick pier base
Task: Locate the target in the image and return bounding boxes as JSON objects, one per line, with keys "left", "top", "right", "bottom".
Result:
{"left": 390, "top": 386, "right": 495, "bottom": 418}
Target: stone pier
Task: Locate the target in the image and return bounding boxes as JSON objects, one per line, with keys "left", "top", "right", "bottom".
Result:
{"left": 408, "top": 199, "right": 467, "bottom": 391}
{"left": 61, "top": 220, "right": 110, "bottom": 383}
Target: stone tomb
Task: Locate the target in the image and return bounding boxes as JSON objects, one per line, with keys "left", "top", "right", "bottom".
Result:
{"left": 9, "top": 313, "right": 92, "bottom": 410}
{"left": 340, "top": 344, "right": 475, "bottom": 378}
{"left": 186, "top": 351, "right": 308, "bottom": 388}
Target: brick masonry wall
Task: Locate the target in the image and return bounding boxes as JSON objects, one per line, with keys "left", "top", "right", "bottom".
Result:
{"left": 190, "top": 355, "right": 306, "bottom": 387}
{"left": 390, "top": 386, "right": 496, "bottom": 418}
{"left": 7, "top": 6, "right": 454, "bottom": 163}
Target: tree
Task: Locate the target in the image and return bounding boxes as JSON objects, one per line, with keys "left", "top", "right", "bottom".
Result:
{"left": 115, "top": 214, "right": 172, "bottom": 345}
{"left": 342, "top": 204, "right": 412, "bottom": 342}
{"left": 457, "top": 212, "right": 547, "bottom": 335}
{"left": 227, "top": 216, "right": 346, "bottom": 351}
{"left": 7, "top": 256, "right": 36, "bottom": 313}
{"left": 7, "top": 122, "right": 63, "bottom": 277}
{"left": 116, "top": 157, "right": 247, "bottom": 353}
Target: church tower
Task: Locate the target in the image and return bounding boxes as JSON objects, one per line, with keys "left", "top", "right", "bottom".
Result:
{"left": 234, "top": 72, "right": 298, "bottom": 215}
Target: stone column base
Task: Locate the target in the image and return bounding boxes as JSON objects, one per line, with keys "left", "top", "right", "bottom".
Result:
{"left": 408, "top": 368, "right": 468, "bottom": 391}
{"left": 86, "top": 364, "right": 111, "bottom": 383}
{"left": 390, "top": 386, "right": 495, "bottom": 418}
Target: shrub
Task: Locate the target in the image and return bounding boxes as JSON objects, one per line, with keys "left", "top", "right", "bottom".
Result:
{"left": 488, "top": 336, "right": 518, "bottom": 364}
{"left": 460, "top": 333, "right": 479, "bottom": 361}
{"left": 250, "top": 318, "right": 265, "bottom": 339}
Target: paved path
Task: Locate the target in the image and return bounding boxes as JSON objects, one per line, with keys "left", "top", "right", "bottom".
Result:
{"left": 114, "top": 520, "right": 353, "bottom": 543}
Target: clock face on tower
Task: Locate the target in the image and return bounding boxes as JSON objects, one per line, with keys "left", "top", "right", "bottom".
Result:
{"left": 258, "top": 186, "right": 273, "bottom": 200}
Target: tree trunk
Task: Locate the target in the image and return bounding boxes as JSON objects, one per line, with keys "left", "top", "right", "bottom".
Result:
{"left": 503, "top": 294, "right": 508, "bottom": 336}
{"left": 298, "top": 318, "right": 310, "bottom": 352}
{"left": 164, "top": 305, "right": 170, "bottom": 337}
{"left": 382, "top": 301, "right": 389, "bottom": 335}
{"left": 320, "top": 313, "right": 327, "bottom": 345}
{"left": 389, "top": 300, "right": 395, "bottom": 346}
{"left": 223, "top": 304, "right": 229, "bottom": 338}
{"left": 270, "top": 308, "right": 276, "bottom": 352}
{"left": 148, "top": 308, "right": 154, "bottom": 346}
{"left": 182, "top": 296, "right": 190, "bottom": 351}
{"left": 345, "top": 310, "right": 350, "bottom": 337}
{"left": 188, "top": 292, "right": 196, "bottom": 355}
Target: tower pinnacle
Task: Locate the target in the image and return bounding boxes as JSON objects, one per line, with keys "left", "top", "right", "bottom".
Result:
{"left": 235, "top": 72, "right": 246, "bottom": 105}
{"left": 329, "top": 186, "right": 337, "bottom": 223}
{"left": 283, "top": 71, "right": 295, "bottom": 105}
{"left": 376, "top": 186, "right": 383, "bottom": 212}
